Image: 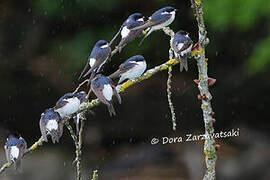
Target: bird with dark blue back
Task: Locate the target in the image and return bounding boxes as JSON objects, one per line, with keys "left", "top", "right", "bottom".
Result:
{"left": 39, "top": 108, "right": 64, "bottom": 143}
{"left": 5, "top": 135, "right": 27, "bottom": 170}
{"left": 109, "top": 55, "right": 147, "bottom": 84}
{"left": 132, "top": 6, "right": 177, "bottom": 44}
{"left": 78, "top": 40, "right": 111, "bottom": 82}
{"left": 54, "top": 91, "right": 87, "bottom": 118}
{"left": 54, "top": 91, "right": 87, "bottom": 134}
{"left": 110, "top": 13, "right": 145, "bottom": 52}
{"left": 172, "top": 30, "right": 193, "bottom": 71}
{"left": 91, "top": 74, "right": 121, "bottom": 116}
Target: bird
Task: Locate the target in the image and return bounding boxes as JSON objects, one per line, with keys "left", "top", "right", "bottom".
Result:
{"left": 39, "top": 108, "right": 64, "bottom": 143}
{"left": 132, "top": 6, "right": 177, "bottom": 44}
{"left": 54, "top": 91, "right": 88, "bottom": 118}
{"left": 109, "top": 13, "right": 145, "bottom": 52}
{"left": 171, "top": 30, "right": 193, "bottom": 71}
{"left": 78, "top": 40, "right": 111, "bottom": 83}
{"left": 90, "top": 74, "right": 121, "bottom": 116}
{"left": 4, "top": 135, "right": 27, "bottom": 170}
{"left": 109, "top": 55, "right": 147, "bottom": 84}
{"left": 54, "top": 91, "right": 88, "bottom": 134}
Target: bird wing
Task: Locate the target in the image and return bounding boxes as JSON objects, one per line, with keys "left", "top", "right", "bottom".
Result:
{"left": 91, "top": 84, "right": 111, "bottom": 106}
{"left": 117, "top": 29, "right": 143, "bottom": 50}
{"left": 4, "top": 146, "right": 11, "bottom": 163}
{"left": 109, "top": 62, "right": 135, "bottom": 79}
{"left": 55, "top": 100, "right": 69, "bottom": 109}
{"left": 173, "top": 40, "right": 193, "bottom": 54}
{"left": 83, "top": 48, "right": 111, "bottom": 78}
{"left": 58, "top": 120, "right": 64, "bottom": 138}
{"left": 39, "top": 118, "right": 48, "bottom": 142}
{"left": 107, "top": 102, "right": 116, "bottom": 116}
{"left": 108, "top": 69, "right": 122, "bottom": 80}
{"left": 112, "top": 85, "right": 121, "bottom": 104}
{"left": 131, "top": 17, "right": 169, "bottom": 31}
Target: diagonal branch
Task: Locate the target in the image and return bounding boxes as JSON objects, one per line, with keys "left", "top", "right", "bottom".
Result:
{"left": 190, "top": 0, "right": 217, "bottom": 179}
{"left": 0, "top": 58, "right": 179, "bottom": 175}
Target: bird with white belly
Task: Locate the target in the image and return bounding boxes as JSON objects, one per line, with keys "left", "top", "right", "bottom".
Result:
{"left": 39, "top": 108, "right": 64, "bottom": 143}
{"left": 5, "top": 135, "right": 27, "bottom": 170}
{"left": 109, "top": 55, "right": 147, "bottom": 84}
{"left": 91, "top": 74, "right": 121, "bottom": 116}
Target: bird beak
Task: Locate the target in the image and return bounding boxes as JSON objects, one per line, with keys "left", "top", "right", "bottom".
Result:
{"left": 175, "top": 9, "right": 178, "bottom": 12}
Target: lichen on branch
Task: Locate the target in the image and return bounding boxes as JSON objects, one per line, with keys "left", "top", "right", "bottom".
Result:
{"left": 190, "top": 0, "right": 217, "bottom": 179}
{"left": 0, "top": 58, "right": 179, "bottom": 175}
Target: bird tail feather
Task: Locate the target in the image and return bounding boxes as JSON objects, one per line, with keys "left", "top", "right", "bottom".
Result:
{"left": 78, "top": 62, "right": 89, "bottom": 80}
{"left": 179, "top": 58, "right": 188, "bottom": 72}
{"left": 107, "top": 102, "right": 116, "bottom": 116}
{"left": 50, "top": 130, "right": 60, "bottom": 144}
{"left": 139, "top": 28, "right": 152, "bottom": 46}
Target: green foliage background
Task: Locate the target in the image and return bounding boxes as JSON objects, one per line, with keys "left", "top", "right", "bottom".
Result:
{"left": 204, "top": 0, "right": 270, "bottom": 73}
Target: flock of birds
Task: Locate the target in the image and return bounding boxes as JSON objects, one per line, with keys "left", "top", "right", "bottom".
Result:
{"left": 4, "top": 6, "right": 194, "bottom": 170}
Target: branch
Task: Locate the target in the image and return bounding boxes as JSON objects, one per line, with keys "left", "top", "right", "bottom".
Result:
{"left": 191, "top": 0, "right": 217, "bottom": 179}
{"left": 65, "top": 112, "right": 86, "bottom": 180}
{"left": 167, "top": 66, "right": 177, "bottom": 130}
{"left": 162, "top": 27, "right": 178, "bottom": 131}
{"left": 81, "top": 58, "right": 179, "bottom": 111}
{"left": 0, "top": 58, "right": 179, "bottom": 175}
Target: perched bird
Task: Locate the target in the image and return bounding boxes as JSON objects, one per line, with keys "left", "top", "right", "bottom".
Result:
{"left": 110, "top": 13, "right": 145, "bottom": 52}
{"left": 39, "top": 108, "right": 64, "bottom": 143}
{"left": 5, "top": 135, "right": 27, "bottom": 170}
{"left": 132, "top": 6, "right": 177, "bottom": 44}
{"left": 109, "top": 55, "right": 147, "bottom": 84}
{"left": 54, "top": 91, "right": 87, "bottom": 118}
{"left": 54, "top": 91, "right": 88, "bottom": 134}
{"left": 78, "top": 40, "right": 111, "bottom": 82}
{"left": 171, "top": 30, "right": 193, "bottom": 71}
{"left": 91, "top": 74, "right": 121, "bottom": 116}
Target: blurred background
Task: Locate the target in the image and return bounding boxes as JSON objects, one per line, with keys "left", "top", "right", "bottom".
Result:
{"left": 0, "top": 0, "right": 270, "bottom": 179}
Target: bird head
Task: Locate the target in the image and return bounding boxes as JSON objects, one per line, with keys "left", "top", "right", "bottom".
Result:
{"left": 130, "top": 13, "right": 144, "bottom": 22}
{"left": 96, "top": 40, "right": 109, "bottom": 49}
{"left": 177, "top": 30, "right": 190, "bottom": 37}
{"left": 129, "top": 55, "right": 145, "bottom": 62}
{"left": 160, "top": 6, "right": 177, "bottom": 15}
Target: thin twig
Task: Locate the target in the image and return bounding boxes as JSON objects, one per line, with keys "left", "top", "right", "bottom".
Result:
{"left": 65, "top": 120, "right": 78, "bottom": 145}
{"left": 163, "top": 27, "right": 177, "bottom": 131}
{"left": 190, "top": 0, "right": 217, "bottom": 179}
{"left": 73, "top": 79, "right": 89, "bottom": 94}
{"left": 167, "top": 66, "right": 177, "bottom": 130}
{"left": 76, "top": 112, "right": 86, "bottom": 180}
